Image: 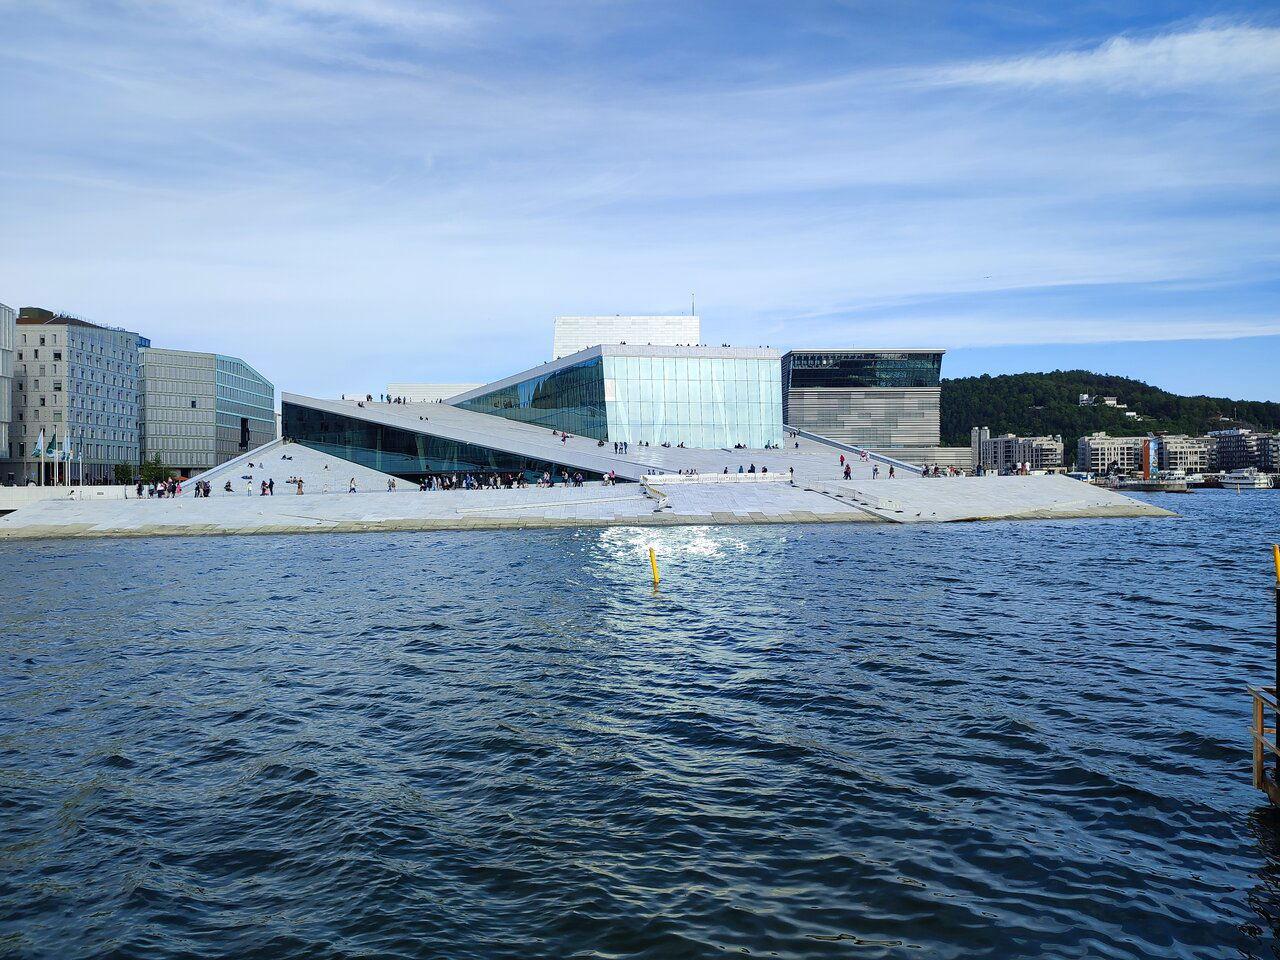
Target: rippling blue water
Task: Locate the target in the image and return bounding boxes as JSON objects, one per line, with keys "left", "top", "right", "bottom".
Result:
{"left": 2, "top": 492, "right": 1280, "bottom": 959}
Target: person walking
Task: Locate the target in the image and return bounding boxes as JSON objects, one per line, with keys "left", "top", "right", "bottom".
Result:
{"left": 268, "top": 478, "right": 275, "bottom": 495}
{"left": 349, "top": 478, "right": 357, "bottom": 494}
{"left": 296, "top": 477, "right": 304, "bottom": 495}
{"left": 844, "top": 464, "right": 851, "bottom": 480}
{"left": 872, "top": 465, "right": 879, "bottom": 480}
{"left": 888, "top": 466, "right": 895, "bottom": 479}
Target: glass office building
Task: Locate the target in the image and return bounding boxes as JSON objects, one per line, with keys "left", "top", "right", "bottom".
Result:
{"left": 281, "top": 401, "right": 599, "bottom": 482}
{"left": 141, "top": 348, "right": 275, "bottom": 473}
{"left": 453, "top": 345, "right": 784, "bottom": 448}
{"left": 782, "top": 349, "right": 945, "bottom": 449}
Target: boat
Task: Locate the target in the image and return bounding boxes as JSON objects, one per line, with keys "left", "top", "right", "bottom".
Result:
{"left": 1220, "top": 468, "right": 1273, "bottom": 490}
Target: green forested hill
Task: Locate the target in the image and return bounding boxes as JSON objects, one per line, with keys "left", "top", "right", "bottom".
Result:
{"left": 941, "top": 371, "right": 1280, "bottom": 464}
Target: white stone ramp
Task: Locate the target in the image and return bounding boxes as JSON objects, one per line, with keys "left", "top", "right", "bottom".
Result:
{"left": 815, "top": 473, "right": 1173, "bottom": 522}
{"left": 176, "top": 438, "right": 403, "bottom": 496}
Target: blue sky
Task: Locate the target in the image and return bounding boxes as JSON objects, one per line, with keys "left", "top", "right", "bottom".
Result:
{"left": 1, "top": 1, "right": 1277, "bottom": 400}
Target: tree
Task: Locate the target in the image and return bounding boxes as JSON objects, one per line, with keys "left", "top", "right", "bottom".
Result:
{"left": 139, "top": 455, "right": 170, "bottom": 486}
{"left": 113, "top": 463, "right": 134, "bottom": 485}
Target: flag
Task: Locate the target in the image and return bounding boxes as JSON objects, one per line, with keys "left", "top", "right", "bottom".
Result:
{"left": 33, "top": 429, "right": 45, "bottom": 458}
{"left": 62, "top": 432, "right": 71, "bottom": 462}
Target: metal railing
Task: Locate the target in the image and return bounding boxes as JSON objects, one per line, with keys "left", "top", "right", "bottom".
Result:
{"left": 1250, "top": 685, "right": 1279, "bottom": 793}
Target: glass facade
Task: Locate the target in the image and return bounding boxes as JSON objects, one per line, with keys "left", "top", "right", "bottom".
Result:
{"left": 603, "top": 355, "right": 782, "bottom": 448}
{"left": 282, "top": 402, "right": 600, "bottom": 482}
{"left": 783, "top": 351, "right": 942, "bottom": 389}
{"left": 455, "top": 357, "right": 606, "bottom": 438}
{"left": 456, "top": 350, "right": 784, "bottom": 448}
{"left": 215, "top": 355, "right": 275, "bottom": 462}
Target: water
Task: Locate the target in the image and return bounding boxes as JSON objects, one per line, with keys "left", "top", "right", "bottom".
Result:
{"left": 1, "top": 492, "right": 1279, "bottom": 959}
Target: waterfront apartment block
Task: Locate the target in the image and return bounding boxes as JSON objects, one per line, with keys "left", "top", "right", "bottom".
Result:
{"left": 1077, "top": 432, "right": 1144, "bottom": 474}
{"left": 385, "top": 383, "right": 483, "bottom": 403}
{"left": 1158, "top": 435, "right": 1216, "bottom": 474}
{"left": 552, "top": 315, "right": 701, "bottom": 360}
{"left": 0, "top": 303, "right": 13, "bottom": 468}
{"left": 1208, "top": 429, "right": 1264, "bottom": 472}
{"left": 140, "top": 348, "right": 275, "bottom": 473}
{"left": 449, "top": 343, "right": 783, "bottom": 449}
{"left": 977, "top": 432, "right": 1064, "bottom": 473}
{"left": 781, "top": 349, "right": 943, "bottom": 450}
{"left": 3, "top": 308, "right": 148, "bottom": 484}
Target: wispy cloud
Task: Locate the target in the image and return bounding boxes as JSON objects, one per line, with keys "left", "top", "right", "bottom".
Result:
{"left": 932, "top": 23, "right": 1280, "bottom": 92}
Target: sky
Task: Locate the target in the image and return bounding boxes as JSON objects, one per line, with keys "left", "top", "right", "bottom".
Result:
{"left": 1, "top": 1, "right": 1277, "bottom": 401}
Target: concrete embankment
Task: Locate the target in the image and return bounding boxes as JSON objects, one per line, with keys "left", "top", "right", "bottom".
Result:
{"left": 0, "top": 476, "right": 1173, "bottom": 541}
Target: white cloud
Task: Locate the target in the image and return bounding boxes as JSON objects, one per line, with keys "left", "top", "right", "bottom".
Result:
{"left": 933, "top": 24, "right": 1280, "bottom": 92}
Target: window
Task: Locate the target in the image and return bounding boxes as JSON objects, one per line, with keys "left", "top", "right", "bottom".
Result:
{"left": 53, "top": 381, "right": 62, "bottom": 392}
{"left": 191, "top": 400, "right": 197, "bottom": 408}
{"left": 53, "top": 351, "right": 61, "bottom": 361}
{"left": 39, "top": 397, "right": 45, "bottom": 407}
{"left": 39, "top": 336, "right": 45, "bottom": 346}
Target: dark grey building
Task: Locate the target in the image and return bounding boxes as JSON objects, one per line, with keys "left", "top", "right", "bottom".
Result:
{"left": 781, "top": 349, "right": 944, "bottom": 449}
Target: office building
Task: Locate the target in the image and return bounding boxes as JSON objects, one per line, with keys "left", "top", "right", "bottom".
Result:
{"left": 552, "top": 315, "right": 701, "bottom": 360}
{"left": 140, "top": 348, "right": 275, "bottom": 474}
{"left": 385, "top": 383, "right": 483, "bottom": 403}
{"left": 1157, "top": 435, "right": 1215, "bottom": 474}
{"left": 781, "top": 349, "right": 944, "bottom": 449}
{"left": 1208, "top": 429, "right": 1262, "bottom": 471}
{"left": 1077, "top": 432, "right": 1144, "bottom": 474}
{"left": 0, "top": 303, "right": 13, "bottom": 472}
{"left": 2, "top": 308, "right": 147, "bottom": 484}
{"left": 977, "top": 433, "right": 1063, "bottom": 473}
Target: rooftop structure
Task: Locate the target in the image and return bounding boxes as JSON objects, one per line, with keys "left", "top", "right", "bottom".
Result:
{"left": 552, "top": 315, "right": 701, "bottom": 359}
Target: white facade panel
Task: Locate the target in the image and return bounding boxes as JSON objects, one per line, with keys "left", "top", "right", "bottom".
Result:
{"left": 553, "top": 315, "right": 701, "bottom": 359}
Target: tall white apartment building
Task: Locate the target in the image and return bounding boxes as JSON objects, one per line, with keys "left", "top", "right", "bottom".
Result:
{"left": 1077, "top": 432, "right": 1144, "bottom": 474}
{"left": 1157, "top": 435, "right": 1215, "bottom": 474}
{"left": 552, "top": 315, "right": 701, "bottom": 359}
{"left": 978, "top": 433, "right": 1064, "bottom": 473}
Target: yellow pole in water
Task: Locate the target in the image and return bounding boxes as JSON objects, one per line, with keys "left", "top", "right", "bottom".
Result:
{"left": 1273, "top": 543, "right": 1279, "bottom": 583}
{"left": 649, "top": 547, "right": 660, "bottom": 588}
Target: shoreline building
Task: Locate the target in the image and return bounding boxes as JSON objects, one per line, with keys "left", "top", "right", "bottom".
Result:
{"left": 140, "top": 348, "right": 275, "bottom": 474}
{"left": 1157, "top": 435, "right": 1216, "bottom": 474}
{"left": 3, "top": 308, "right": 147, "bottom": 484}
{"left": 0, "top": 303, "right": 13, "bottom": 477}
{"left": 1077, "top": 432, "right": 1144, "bottom": 474}
{"left": 781, "top": 349, "right": 944, "bottom": 452}
{"left": 552, "top": 315, "right": 701, "bottom": 360}
{"left": 1208, "top": 429, "right": 1262, "bottom": 472}
{"left": 977, "top": 433, "right": 1064, "bottom": 473}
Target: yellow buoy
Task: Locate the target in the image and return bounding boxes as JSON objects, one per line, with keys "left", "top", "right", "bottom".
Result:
{"left": 649, "top": 547, "right": 660, "bottom": 588}
{"left": 1273, "top": 543, "right": 1279, "bottom": 583}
